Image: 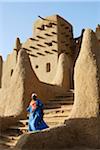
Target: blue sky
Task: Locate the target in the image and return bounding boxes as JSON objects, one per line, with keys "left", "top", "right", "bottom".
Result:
{"left": 0, "top": 0, "right": 100, "bottom": 60}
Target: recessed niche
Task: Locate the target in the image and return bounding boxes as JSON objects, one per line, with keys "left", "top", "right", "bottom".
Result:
{"left": 35, "top": 65, "right": 39, "bottom": 69}
{"left": 46, "top": 63, "right": 51, "bottom": 72}
{"left": 11, "top": 69, "right": 13, "bottom": 76}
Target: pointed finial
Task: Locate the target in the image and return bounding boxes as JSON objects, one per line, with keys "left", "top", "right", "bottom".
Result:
{"left": 14, "top": 37, "right": 21, "bottom": 51}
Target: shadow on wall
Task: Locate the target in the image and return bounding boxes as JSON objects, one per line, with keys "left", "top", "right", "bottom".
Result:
{"left": 65, "top": 117, "right": 100, "bottom": 148}
{"left": 0, "top": 49, "right": 68, "bottom": 131}
{"left": 14, "top": 117, "right": 100, "bottom": 150}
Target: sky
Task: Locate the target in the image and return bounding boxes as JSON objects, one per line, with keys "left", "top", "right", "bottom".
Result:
{"left": 0, "top": 0, "right": 100, "bottom": 60}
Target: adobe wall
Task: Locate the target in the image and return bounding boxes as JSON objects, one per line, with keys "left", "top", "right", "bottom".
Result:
{"left": 1, "top": 50, "right": 17, "bottom": 88}
{"left": 0, "top": 56, "right": 3, "bottom": 88}
{"left": 57, "top": 15, "right": 74, "bottom": 88}
{"left": 0, "top": 49, "right": 68, "bottom": 130}
{"left": 70, "top": 29, "right": 100, "bottom": 118}
{"left": 52, "top": 53, "right": 71, "bottom": 90}
{"left": 14, "top": 29, "right": 100, "bottom": 150}
{"left": 22, "top": 15, "right": 58, "bottom": 83}
{"left": 57, "top": 15, "right": 73, "bottom": 56}
{"left": 22, "top": 15, "right": 73, "bottom": 85}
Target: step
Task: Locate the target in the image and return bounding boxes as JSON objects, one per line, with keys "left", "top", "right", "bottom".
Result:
{"left": 61, "top": 105, "right": 73, "bottom": 109}
{"left": 20, "top": 112, "right": 71, "bottom": 125}
{"left": 55, "top": 92, "right": 74, "bottom": 98}
{"left": 1, "top": 127, "right": 22, "bottom": 138}
{"left": 44, "top": 105, "right": 72, "bottom": 114}
{"left": 44, "top": 112, "right": 70, "bottom": 118}
{"left": 45, "top": 100, "right": 73, "bottom": 106}
{"left": 44, "top": 102, "right": 73, "bottom": 109}
{"left": 46, "top": 100, "right": 74, "bottom": 105}
{"left": 44, "top": 116, "right": 69, "bottom": 123}
{"left": 44, "top": 104, "right": 62, "bottom": 109}
{"left": 0, "top": 138, "right": 17, "bottom": 147}
{"left": 55, "top": 94, "right": 74, "bottom": 99}
{"left": 18, "top": 119, "right": 28, "bottom": 126}
{"left": 0, "top": 144, "right": 10, "bottom": 150}
{"left": 50, "top": 96, "right": 74, "bottom": 101}
{"left": 8, "top": 126, "right": 28, "bottom": 132}
{"left": 45, "top": 122, "right": 64, "bottom": 127}
{"left": 44, "top": 102, "right": 73, "bottom": 107}
{"left": 16, "top": 121, "right": 26, "bottom": 127}
{"left": 18, "top": 120, "right": 28, "bottom": 127}
{"left": 0, "top": 134, "right": 20, "bottom": 141}
{"left": 44, "top": 109, "right": 71, "bottom": 116}
{"left": 0, "top": 136, "right": 11, "bottom": 143}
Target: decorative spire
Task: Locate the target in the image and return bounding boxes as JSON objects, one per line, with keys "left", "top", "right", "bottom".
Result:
{"left": 14, "top": 37, "right": 21, "bottom": 52}
{"left": 95, "top": 24, "right": 100, "bottom": 40}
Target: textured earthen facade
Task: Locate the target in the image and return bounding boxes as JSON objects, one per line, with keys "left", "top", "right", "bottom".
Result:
{"left": 0, "top": 15, "right": 99, "bottom": 90}
{"left": 22, "top": 15, "right": 73, "bottom": 84}
{"left": 0, "top": 14, "right": 100, "bottom": 134}
{"left": 15, "top": 29, "right": 100, "bottom": 150}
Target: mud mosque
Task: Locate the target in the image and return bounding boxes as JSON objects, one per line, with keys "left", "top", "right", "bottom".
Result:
{"left": 0, "top": 14, "right": 100, "bottom": 150}
{"left": 0, "top": 15, "right": 83, "bottom": 89}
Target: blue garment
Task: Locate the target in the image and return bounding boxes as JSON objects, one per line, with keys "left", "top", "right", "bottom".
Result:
{"left": 27, "top": 99, "right": 49, "bottom": 131}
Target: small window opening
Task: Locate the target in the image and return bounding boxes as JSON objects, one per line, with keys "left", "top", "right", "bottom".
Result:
{"left": 11, "top": 69, "right": 13, "bottom": 76}
{"left": 35, "top": 65, "right": 39, "bottom": 69}
{"left": 46, "top": 63, "right": 51, "bottom": 72}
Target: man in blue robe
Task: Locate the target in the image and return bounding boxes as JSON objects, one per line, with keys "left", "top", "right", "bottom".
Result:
{"left": 27, "top": 93, "right": 49, "bottom": 131}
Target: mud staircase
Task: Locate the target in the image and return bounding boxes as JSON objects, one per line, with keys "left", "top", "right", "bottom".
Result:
{"left": 44, "top": 90, "right": 74, "bottom": 127}
{"left": 0, "top": 128, "right": 22, "bottom": 150}
{"left": 0, "top": 90, "right": 74, "bottom": 150}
